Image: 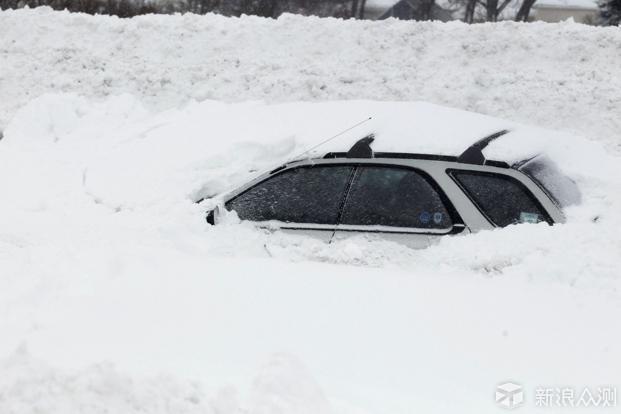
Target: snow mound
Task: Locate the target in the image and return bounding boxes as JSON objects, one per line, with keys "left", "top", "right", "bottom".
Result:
{"left": 0, "top": 347, "right": 332, "bottom": 414}
{"left": 1, "top": 8, "right": 621, "bottom": 151}
{"left": 1, "top": 25, "right": 621, "bottom": 409}
{"left": 1, "top": 95, "right": 619, "bottom": 289}
{"left": 4, "top": 94, "right": 616, "bottom": 209}
{"left": 0, "top": 346, "right": 213, "bottom": 414}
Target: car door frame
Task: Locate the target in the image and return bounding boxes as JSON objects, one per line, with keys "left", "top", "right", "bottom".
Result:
{"left": 329, "top": 160, "right": 466, "bottom": 247}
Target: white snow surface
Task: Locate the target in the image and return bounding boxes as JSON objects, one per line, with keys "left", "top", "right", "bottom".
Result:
{"left": 1, "top": 95, "right": 620, "bottom": 414}
{"left": 1, "top": 8, "right": 621, "bottom": 152}
{"left": 1, "top": 9, "right": 621, "bottom": 414}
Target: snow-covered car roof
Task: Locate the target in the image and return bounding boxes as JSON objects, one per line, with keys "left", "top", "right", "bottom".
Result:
{"left": 298, "top": 103, "right": 565, "bottom": 167}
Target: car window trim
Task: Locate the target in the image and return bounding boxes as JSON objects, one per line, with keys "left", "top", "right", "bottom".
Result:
{"left": 446, "top": 168, "right": 553, "bottom": 227}
{"left": 255, "top": 222, "right": 465, "bottom": 235}
{"left": 335, "top": 223, "right": 466, "bottom": 235}
{"left": 258, "top": 222, "right": 343, "bottom": 231}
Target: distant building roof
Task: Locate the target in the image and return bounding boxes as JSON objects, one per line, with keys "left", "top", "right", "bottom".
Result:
{"left": 365, "top": 0, "right": 400, "bottom": 8}
{"left": 533, "top": 0, "right": 597, "bottom": 10}
{"left": 366, "top": 0, "right": 453, "bottom": 20}
{"left": 365, "top": 0, "right": 400, "bottom": 18}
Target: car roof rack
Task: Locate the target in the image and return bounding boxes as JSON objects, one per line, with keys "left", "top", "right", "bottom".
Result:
{"left": 346, "top": 134, "right": 375, "bottom": 158}
{"left": 456, "top": 129, "right": 510, "bottom": 165}
{"left": 322, "top": 130, "right": 511, "bottom": 168}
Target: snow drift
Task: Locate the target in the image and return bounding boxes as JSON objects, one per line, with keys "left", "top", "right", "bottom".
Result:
{"left": 1, "top": 8, "right": 621, "bottom": 414}
{"left": 1, "top": 94, "right": 620, "bottom": 414}
{"left": 1, "top": 7, "right": 621, "bottom": 151}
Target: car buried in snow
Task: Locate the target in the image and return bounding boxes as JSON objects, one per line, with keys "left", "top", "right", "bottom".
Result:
{"left": 205, "top": 130, "right": 580, "bottom": 248}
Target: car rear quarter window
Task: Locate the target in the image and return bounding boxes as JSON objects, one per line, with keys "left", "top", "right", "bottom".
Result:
{"left": 450, "top": 170, "right": 551, "bottom": 227}
{"left": 225, "top": 165, "right": 354, "bottom": 225}
{"left": 340, "top": 166, "right": 453, "bottom": 229}
{"left": 517, "top": 155, "right": 581, "bottom": 208}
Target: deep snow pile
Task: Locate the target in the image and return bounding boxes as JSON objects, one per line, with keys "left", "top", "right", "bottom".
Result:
{"left": 2, "top": 7, "right": 621, "bottom": 414}
{"left": 1, "top": 95, "right": 620, "bottom": 413}
{"left": 1, "top": 8, "right": 621, "bottom": 152}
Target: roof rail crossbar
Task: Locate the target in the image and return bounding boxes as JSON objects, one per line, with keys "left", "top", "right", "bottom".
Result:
{"left": 457, "top": 129, "right": 510, "bottom": 165}
{"left": 346, "top": 134, "right": 375, "bottom": 158}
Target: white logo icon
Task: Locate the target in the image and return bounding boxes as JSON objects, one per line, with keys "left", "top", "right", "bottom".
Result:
{"left": 496, "top": 382, "right": 524, "bottom": 409}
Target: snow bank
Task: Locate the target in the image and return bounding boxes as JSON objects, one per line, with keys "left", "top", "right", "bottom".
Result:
{"left": 1, "top": 8, "right": 620, "bottom": 413}
{"left": 0, "top": 346, "right": 331, "bottom": 414}
{"left": 0, "top": 346, "right": 214, "bottom": 414}
{"left": 1, "top": 95, "right": 620, "bottom": 413}
{"left": 1, "top": 8, "right": 621, "bottom": 150}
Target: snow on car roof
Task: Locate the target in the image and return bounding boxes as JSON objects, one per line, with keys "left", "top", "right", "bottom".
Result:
{"left": 298, "top": 101, "right": 563, "bottom": 165}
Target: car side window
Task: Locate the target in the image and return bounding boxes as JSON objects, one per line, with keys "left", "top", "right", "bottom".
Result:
{"left": 450, "top": 171, "right": 551, "bottom": 227}
{"left": 225, "top": 166, "right": 354, "bottom": 225}
{"left": 340, "top": 166, "right": 453, "bottom": 229}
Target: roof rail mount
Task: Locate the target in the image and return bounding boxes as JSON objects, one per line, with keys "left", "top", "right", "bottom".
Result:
{"left": 347, "top": 134, "right": 375, "bottom": 158}
{"left": 457, "top": 129, "right": 510, "bottom": 165}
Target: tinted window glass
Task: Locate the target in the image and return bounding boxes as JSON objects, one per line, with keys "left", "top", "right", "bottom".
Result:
{"left": 451, "top": 171, "right": 550, "bottom": 227}
{"left": 518, "top": 155, "right": 581, "bottom": 208}
{"left": 340, "top": 166, "right": 452, "bottom": 229}
{"left": 226, "top": 166, "right": 354, "bottom": 224}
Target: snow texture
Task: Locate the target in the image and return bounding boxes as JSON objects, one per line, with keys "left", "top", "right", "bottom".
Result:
{"left": 1, "top": 7, "right": 621, "bottom": 151}
{"left": 0, "top": 8, "right": 620, "bottom": 414}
